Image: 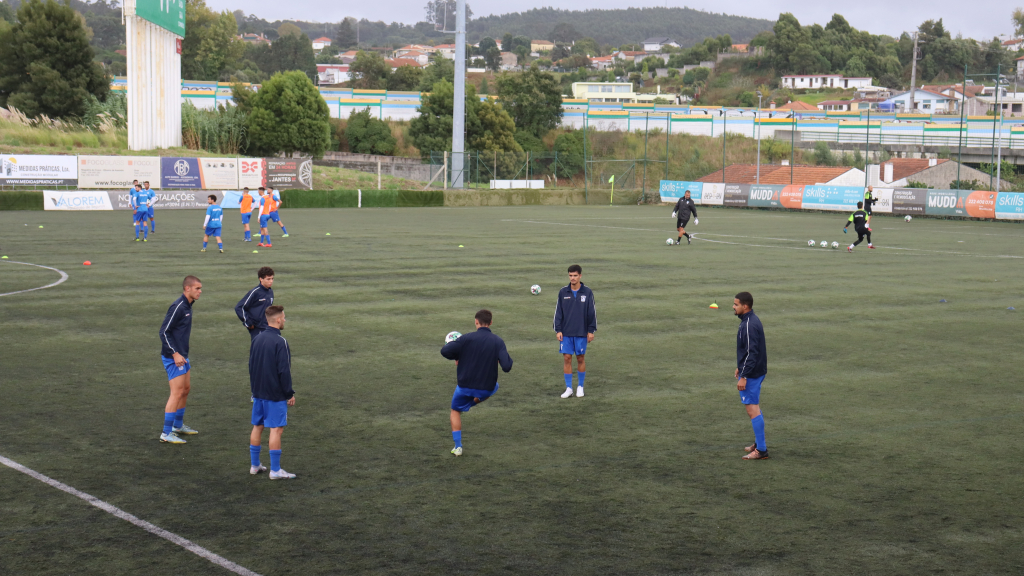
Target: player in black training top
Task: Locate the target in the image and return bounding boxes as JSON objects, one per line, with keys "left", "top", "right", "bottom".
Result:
{"left": 863, "top": 186, "right": 877, "bottom": 230}
{"left": 844, "top": 201, "right": 874, "bottom": 252}
{"left": 672, "top": 190, "right": 698, "bottom": 245}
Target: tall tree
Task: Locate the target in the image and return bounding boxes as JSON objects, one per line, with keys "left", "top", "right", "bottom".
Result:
{"left": 335, "top": 17, "right": 357, "bottom": 50}
{"left": 268, "top": 32, "right": 317, "bottom": 79}
{"left": 549, "top": 22, "right": 579, "bottom": 44}
{"left": 424, "top": 0, "right": 472, "bottom": 29}
{"left": 418, "top": 54, "right": 454, "bottom": 91}
{"left": 477, "top": 37, "right": 497, "bottom": 56}
{"left": 0, "top": 0, "right": 108, "bottom": 118}
{"left": 495, "top": 66, "right": 563, "bottom": 137}
{"left": 1014, "top": 8, "right": 1024, "bottom": 39}
{"left": 501, "top": 32, "right": 513, "bottom": 51}
{"left": 389, "top": 65, "right": 424, "bottom": 91}
{"left": 277, "top": 22, "right": 303, "bottom": 38}
{"left": 246, "top": 70, "right": 331, "bottom": 156}
{"left": 409, "top": 79, "right": 520, "bottom": 155}
{"left": 182, "top": 0, "right": 245, "bottom": 81}
{"left": 349, "top": 50, "right": 390, "bottom": 89}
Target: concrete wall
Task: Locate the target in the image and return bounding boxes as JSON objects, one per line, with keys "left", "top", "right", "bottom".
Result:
{"left": 895, "top": 162, "right": 1012, "bottom": 190}
{"left": 315, "top": 152, "right": 431, "bottom": 182}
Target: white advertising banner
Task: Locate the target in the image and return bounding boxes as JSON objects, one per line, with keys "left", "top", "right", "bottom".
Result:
{"left": 699, "top": 183, "right": 726, "bottom": 205}
{"left": 78, "top": 156, "right": 162, "bottom": 189}
{"left": 43, "top": 191, "right": 114, "bottom": 210}
{"left": 199, "top": 158, "right": 240, "bottom": 189}
{"left": 237, "top": 158, "right": 266, "bottom": 189}
{"left": 871, "top": 188, "right": 893, "bottom": 214}
{"left": 2, "top": 155, "right": 78, "bottom": 185}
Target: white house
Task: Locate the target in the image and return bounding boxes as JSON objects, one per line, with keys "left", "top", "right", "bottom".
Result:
{"left": 642, "top": 37, "right": 679, "bottom": 52}
{"left": 317, "top": 64, "right": 349, "bottom": 85}
{"left": 500, "top": 52, "right": 518, "bottom": 71}
{"left": 1003, "top": 38, "right": 1024, "bottom": 51}
{"left": 885, "top": 88, "right": 957, "bottom": 113}
{"left": 434, "top": 44, "right": 458, "bottom": 60}
{"left": 311, "top": 37, "right": 332, "bottom": 52}
{"left": 591, "top": 56, "right": 614, "bottom": 70}
{"left": 780, "top": 75, "right": 872, "bottom": 89}
{"left": 1018, "top": 55, "right": 1024, "bottom": 80}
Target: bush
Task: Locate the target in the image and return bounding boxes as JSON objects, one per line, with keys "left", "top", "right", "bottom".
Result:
{"left": 813, "top": 141, "right": 836, "bottom": 166}
{"left": 553, "top": 131, "right": 584, "bottom": 177}
{"left": 182, "top": 101, "right": 248, "bottom": 154}
{"left": 245, "top": 71, "right": 331, "bottom": 157}
{"left": 345, "top": 108, "right": 397, "bottom": 155}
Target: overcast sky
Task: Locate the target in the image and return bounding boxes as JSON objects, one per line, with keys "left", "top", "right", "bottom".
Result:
{"left": 209, "top": 0, "right": 1019, "bottom": 42}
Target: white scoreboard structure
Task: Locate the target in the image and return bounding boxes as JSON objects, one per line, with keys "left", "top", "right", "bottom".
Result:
{"left": 124, "top": 0, "right": 185, "bottom": 150}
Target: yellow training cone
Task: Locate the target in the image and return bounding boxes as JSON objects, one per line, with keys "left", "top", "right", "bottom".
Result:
{"left": 709, "top": 302, "right": 719, "bottom": 309}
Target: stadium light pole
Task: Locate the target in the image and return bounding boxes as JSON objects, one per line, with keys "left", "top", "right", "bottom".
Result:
{"left": 722, "top": 109, "right": 727, "bottom": 183}
{"left": 956, "top": 64, "right": 967, "bottom": 190}
{"left": 863, "top": 106, "right": 871, "bottom": 190}
{"left": 755, "top": 91, "right": 762, "bottom": 184}
{"left": 451, "top": 0, "right": 466, "bottom": 189}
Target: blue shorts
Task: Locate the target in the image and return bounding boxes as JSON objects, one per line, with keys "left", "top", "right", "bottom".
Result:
{"left": 161, "top": 356, "right": 190, "bottom": 380}
{"left": 252, "top": 398, "right": 289, "bottom": 428}
{"left": 147, "top": 206, "right": 154, "bottom": 218}
{"left": 451, "top": 383, "right": 498, "bottom": 412}
{"left": 559, "top": 336, "right": 588, "bottom": 355}
{"left": 269, "top": 211, "right": 281, "bottom": 223}
{"left": 241, "top": 212, "right": 251, "bottom": 224}
{"left": 204, "top": 226, "right": 222, "bottom": 237}
{"left": 739, "top": 375, "right": 765, "bottom": 405}
{"left": 259, "top": 215, "right": 270, "bottom": 228}
{"left": 134, "top": 211, "right": 148, "bottom": 222}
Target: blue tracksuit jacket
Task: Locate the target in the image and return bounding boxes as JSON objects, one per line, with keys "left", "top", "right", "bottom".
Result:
{"left": 440, "top": 327, "right": 513, "bottom": 392}
{"left": 249, "top": 327, "right": 294, "bottom": 402}
{"left": 736, "top": 310, "right": 767, "bottom": 379}
{"left": 553, "top": 283, "right": 597, "bottom": 337}
{"left": 235, "top": 284, "right": 274, "bottom": 334}
{"left": 159, "top": 295, "right": 193, "bottom": 359}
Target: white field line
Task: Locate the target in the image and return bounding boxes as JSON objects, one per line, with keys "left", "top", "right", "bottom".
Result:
{"left": 0, "top": 261, "right": 69, "bottom": 297}
{"left": 0, "top": 454, "right": 262, "bottom": 576}
{"left": 505, "top": 219, "right": 1024, "bottom": 259}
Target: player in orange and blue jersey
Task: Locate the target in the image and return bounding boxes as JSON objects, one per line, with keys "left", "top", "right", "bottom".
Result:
{"left": 239, "top": 187, "right": 257, "bottom": 242}
{"left": 257, "top": 188, "right": 274, "bottom": 247}
{"left": 267, "top": 186, "right": 289, "bottom": 238}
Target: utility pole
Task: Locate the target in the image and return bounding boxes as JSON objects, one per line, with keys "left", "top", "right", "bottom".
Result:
{"left": 909, "top": 32, "right": 919, "bottom": 112}
{"left": 451, "top": 0, "right": 466, "bottom": 188}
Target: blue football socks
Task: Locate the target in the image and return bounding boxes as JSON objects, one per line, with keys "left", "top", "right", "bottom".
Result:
{"left": 564, "top": 373, "right": 572, "bottom": 387}
{"left": 162, "top": 412, "right": 175, "bottom": 435}
{"left": 751, "top": 414, "right": 766, "bottom": 452}
{"left": 149, "top": 220, "right": 155, "bottom": 232}
{"left": 217, "top": 242, "right": 223, "bottom": 250}
{"left": 281, "top": 226, "right": 288, "bottom": 235}
{"left": 143, "top": 224, "right": 148, "bottom": 239}
{"left": 452, "top": 430, "right": 462, "bottom": 448}
{"left": 250, "top": 445, "right": 261, "bottom": 467}
{"left": 135, "top": 223, "right": 140, "bottom": 239}
{"left": 269, "top": 449, "right": 282, "bottom": 472}
{"left": 202, "top": 241, "right": 208, "bottom": 248}
{"left": 577, "top": 371, "right": 586, "bottom": 388}
{"left": 173, "top": 408, "right": 185, "bottom": 429}
{"left": 245, "top": 230, "right": 251, "bottom": 240}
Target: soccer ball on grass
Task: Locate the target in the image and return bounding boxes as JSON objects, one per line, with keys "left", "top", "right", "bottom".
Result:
{"left": 808, "top": 240, "right": 815, "bottom": 246}
{"left": 905, "top": 215, "right": 912, "bottom": 222}
{"left": 530, "top": 284, "right": 542, "bottom": 295}
{"left": 666, "top": 238, "right": 675, "bottom": 245}
{"left": 820, "top": 241, "right": 828, "bottom": 248}
{"left": 831, "top": 241, "right": 839, "bottom": 249}
{"left": 445, "top": 331, "right": 462, "bottom": 343}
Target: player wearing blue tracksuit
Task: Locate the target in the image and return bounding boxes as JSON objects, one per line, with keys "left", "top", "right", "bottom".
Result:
{"left": 248, "top": 306, "right": 296, "bottom": 478}
{"left": 131, "top": 184, "right": 151, "bottom": 241}
{"left": 440, "top": 309, "right": 513, "bottom": 456}
{"left": 553, "top": 264, "right": 597, "bottom": 398}
{"left": 235, "top": 266, "right": 275, "bottom": 340}
{"left": 201, "top": 195, "right": 223, "bottom": 252}
{"left": 142, "top": 181, "right": 156, "bottom": 232}
{"left": 733, "top": 291, "right": 769, "bottom": 460}
{"left": 158, "top": 276, "right": 202, "bottom": 444}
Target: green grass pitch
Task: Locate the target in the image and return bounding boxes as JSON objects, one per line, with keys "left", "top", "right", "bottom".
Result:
{"left": 2, "top": 205, "right": 1024, "bottom": 575}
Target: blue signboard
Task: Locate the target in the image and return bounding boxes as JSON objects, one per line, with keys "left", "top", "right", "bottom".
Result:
{"left": 659, "top": 180, "right": 702, "bottom": 202}
{"left": 801, "top": 185, "right": 863, "bottom": 211}
{"left": 995, "top": 192, "right": 1024, "bottom": 220}
{"left": 160, "top": 157, "right": 201, "bottom": 189}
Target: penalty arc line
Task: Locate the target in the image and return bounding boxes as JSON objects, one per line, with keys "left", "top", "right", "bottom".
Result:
{"left": 0, "top": 260, "right": 69, "bottom": 297}
{"left": 0, "top": 454, "right": 262, "bottom": 576}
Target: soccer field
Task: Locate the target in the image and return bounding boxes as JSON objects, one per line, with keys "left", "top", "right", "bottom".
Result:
{"left": 2, "top": 205, "right": 1024, "bottom": 575}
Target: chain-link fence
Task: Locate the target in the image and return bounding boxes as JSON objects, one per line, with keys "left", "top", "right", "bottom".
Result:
{"left": 426, "top": 151, "right": 587, "bottom": 189}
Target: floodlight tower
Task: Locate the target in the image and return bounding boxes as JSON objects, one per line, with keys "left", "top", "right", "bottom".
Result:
{"left": 452, "top": 0, "right": 467, "bottom": 188}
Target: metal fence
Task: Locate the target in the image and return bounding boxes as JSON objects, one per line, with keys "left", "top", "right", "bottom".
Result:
{"left": 426, "top": 151, "right": 586, "bottom": 189}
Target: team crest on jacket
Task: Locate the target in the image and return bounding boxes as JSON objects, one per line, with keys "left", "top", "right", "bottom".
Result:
{"left": 581, "top": 296, "right": 587, "bottom": 302}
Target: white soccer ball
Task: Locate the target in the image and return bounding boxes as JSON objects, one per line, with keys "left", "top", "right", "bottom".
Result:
{"left": 831, "top": 241, "right": 839, "bottom": 249}
{"left": 530, "top": 284, "right": 542, "bottom": 295}
{"left": 445, "top": 331, "right": 462, "bottom": 343}
{"left": 666, "top": 238, "right": 675, "bottom": 245}
{"left": 808, "top": 240, "right": 815, "bottom": 246}
{"left": 905, "top": 215, "right": 912, "bottom": 222}
{"left": 820, "top": 240, "right": 828, "bottom": 248}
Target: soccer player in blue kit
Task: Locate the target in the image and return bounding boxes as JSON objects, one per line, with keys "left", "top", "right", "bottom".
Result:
{"left": 554, "top": 264, "right": 596, "bottom": 398}
{"left": 248, "top": 305, "right": 296, "bottom": 479}
{"left": 268, "top": 186, "right": 289, "bottom": 238}
{"left": 235, "top": 266, "right": 275, "bottom": 341}
{"left": 201, "top": 195, "right": 223, "bottom": 253}
{"left": 142, "top": 180, "right": 157, "bottom": 232}
{"left": 733, "top": 291, "right": 769, "bottom": 460}
{"left": 158, "top": 276, "right": 202, "bottom": 444}
{"left": 132, "top": 183, "right": 151, "bottom": 242}
{"left": 440, "top": 310, "right": 513, "bottom": 456}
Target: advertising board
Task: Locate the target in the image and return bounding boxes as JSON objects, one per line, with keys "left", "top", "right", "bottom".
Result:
{"left": 198, "top": 158, "right": 239, "bottom": 189}
{"left": 723, "top": 184, "right": 749, "bottom": 207}
{"left": 891, "top": 188, "right": 927, "bottom": 215}
{"left": 78, "top": 156, "right": 161, "bottom": 189}
{"left": 135, "top": 0, "right": 186, "bottom": 36}
{"left": 746, "top": 185, "right": 784, "bottom": 208}
{"left": 870, "top": 188, "right": 893, "bottom": 213}
{"left": 2, "top": 155, "right": 78, "bottom": 186}
{"left": 801, "top": 185, "right": 862, "bottom": 211}
{"left": 238, "top": 158, "right": 266, "bottom": 189}
{"left": 658, "top": 180, "right": 700, "bottom": 202}
{"left": 699, "top": 183, "right": 725, "bottom": 205}
{"left": 266, "top": 158, "right": 313, "bottom": 190}
{"left": 43, "top": 191, "right": 113, "bottom": 210}
{"left": 110, "top": 189, "right": 222, "bottom": 210}
{"left": 995, "top": 192, "right": 1024, "bottom": 220}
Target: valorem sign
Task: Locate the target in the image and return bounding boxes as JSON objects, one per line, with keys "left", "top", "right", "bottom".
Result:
{"left": 135, "top": 0, "right": 185, "bottom": 37}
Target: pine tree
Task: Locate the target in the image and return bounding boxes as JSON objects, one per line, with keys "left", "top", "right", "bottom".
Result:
{"left": 335, "top": 17, "right": 357, "bottom": 50}
{"left": 0, "top": 0, "right": 109, "bottom": 119}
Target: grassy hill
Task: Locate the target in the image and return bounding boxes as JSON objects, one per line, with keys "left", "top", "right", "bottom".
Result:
{"left": 468, "top": 7, "right": 774, "bottom": 47}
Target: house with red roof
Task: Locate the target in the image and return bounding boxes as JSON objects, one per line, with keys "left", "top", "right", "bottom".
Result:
{"left": 312, "top": 37, "right": 332, "bottom": 51}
